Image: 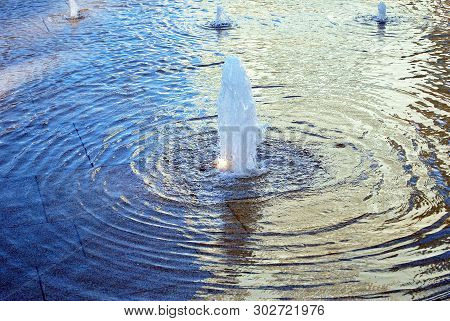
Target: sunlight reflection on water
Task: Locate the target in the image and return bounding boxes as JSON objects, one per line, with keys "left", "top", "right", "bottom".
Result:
{"left": 0, "top": 0, "right": 448, "bottom": 300}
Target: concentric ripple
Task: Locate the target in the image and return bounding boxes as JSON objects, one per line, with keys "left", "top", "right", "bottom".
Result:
{"left": 131, "top": 119, "right": 324, "bottom": 205}
{"left": 0, "top": 0, "right": 448, "bottom": 300}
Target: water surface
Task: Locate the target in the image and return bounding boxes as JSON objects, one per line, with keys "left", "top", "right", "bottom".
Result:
{"left": 0, "top": 0, "right": 448, "bottom": 300}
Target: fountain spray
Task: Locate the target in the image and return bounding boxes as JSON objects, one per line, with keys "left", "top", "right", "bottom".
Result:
{"left": 377, "top": 1, "right": 387, "bottom": 23}
{"left": 216, "top": 57, "right": 261, "bottom": 175}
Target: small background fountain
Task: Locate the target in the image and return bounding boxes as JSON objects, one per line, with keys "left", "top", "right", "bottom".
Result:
{"left": 209, "top": 5, "right": 233, "bottom": 29}
{"left": 376, "top": 1, "right": 387, "bottom": 23}
{"left": 216, "top": 56, "right": 262, "bottom": 176}
{"left": 65, "top": 0, "right": 88, "bottom": 20}
{"left": 69, "top": 0, "right": 80, "bottom": 18}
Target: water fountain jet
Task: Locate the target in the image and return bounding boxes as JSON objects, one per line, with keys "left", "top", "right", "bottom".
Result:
{"left": 376, "top": 1, "right": 387, "bottom": 23}
{"left": 216, "top": 56, "right": 262, "bottom": 176}
{"left": 210, "top": 5, "right": 232, "bottom": 29}
{"left": 67, "top": 0, "right": 80, "bottom": 19}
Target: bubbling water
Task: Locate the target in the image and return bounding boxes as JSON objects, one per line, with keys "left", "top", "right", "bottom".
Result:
{"left": 217, "top": 56, "right": 262, "bottom": 176}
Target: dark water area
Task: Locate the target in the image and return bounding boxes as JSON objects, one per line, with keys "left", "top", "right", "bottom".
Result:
{"left": 0, "top": 0, "right": 448, "bottom": 300}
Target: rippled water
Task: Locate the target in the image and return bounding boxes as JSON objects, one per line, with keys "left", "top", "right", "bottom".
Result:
{"left": 0, "top": 0, "right": 448, "bottom": 300}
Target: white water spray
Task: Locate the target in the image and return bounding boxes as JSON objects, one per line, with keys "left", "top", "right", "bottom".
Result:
{"left": 211, "top": 5, "right": 232, "bottom": 29}
{"left": 216, "top": 56, "right": 262, "bottom": 175}
{"left": 68, "top": 0, "right": 80, "bottom": 19}
{"left": 377, "top": 1, "right": 387, "bottom": 23}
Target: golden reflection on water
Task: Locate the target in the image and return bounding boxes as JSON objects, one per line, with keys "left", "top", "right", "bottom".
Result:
{"left": 0, "top": 0, "right": 447, "bottom": 300}
{"left": 188, "top": 0, "right": 448, "bottom": 300}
